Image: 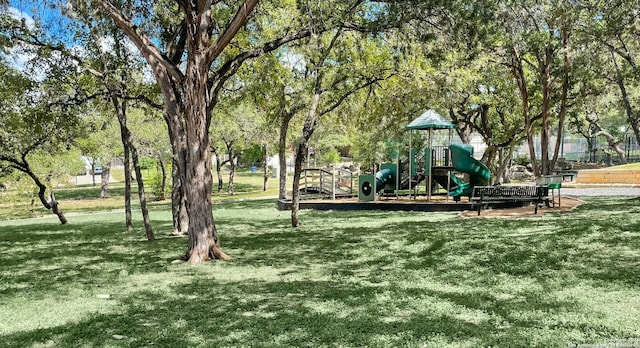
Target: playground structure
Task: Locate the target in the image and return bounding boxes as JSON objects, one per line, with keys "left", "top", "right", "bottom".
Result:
{"left": 357, "top": 143, "right": 491, "bottom": 202}
{"left": 281, "top": 110, "right": 559, "bottom": 214}
{"left": 287, "top": 110, "right": 496, "bottom": 211}
{"left": 358, "top": 110, "right": 491, "bottom": 202}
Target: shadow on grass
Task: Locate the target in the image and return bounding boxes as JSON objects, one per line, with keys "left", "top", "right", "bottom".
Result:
{"left": 55, "top": 186, "right": 127, "bottom": 200}
{"left": 1, "top": 197, "right": 639, "bottom": 347}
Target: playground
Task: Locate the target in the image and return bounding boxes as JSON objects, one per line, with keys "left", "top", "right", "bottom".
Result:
{"left": 286, "top": 110, "right": 567, "bottom": 216}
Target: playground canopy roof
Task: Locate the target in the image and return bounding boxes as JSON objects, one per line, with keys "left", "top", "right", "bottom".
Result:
{"left": 406, "top": 109, "right": 455, "bottom": 130}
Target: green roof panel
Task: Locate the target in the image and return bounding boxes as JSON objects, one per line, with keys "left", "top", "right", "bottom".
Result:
{"left": 406, "top": 109, "right": 455, "bottom": 130}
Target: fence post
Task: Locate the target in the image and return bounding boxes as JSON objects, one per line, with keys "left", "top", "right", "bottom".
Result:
{"left": 331, "top": 167, "right": 336, "bottom": 201}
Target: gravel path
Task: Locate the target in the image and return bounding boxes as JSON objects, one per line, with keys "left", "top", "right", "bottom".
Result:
{"left": 561, "top": 187, "right": 640, "bottom": 197}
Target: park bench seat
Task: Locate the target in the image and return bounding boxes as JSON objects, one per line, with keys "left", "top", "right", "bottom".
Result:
{"left": 471, "top": 185, "right": 549, "bottom": 216}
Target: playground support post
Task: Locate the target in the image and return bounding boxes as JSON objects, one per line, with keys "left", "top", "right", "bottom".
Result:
{"left": 396, "top": 155, "right": 400, "bottom": 199}
{"left": 409, "top": 130, "right": 413, "bottom": 200}
{"left": 427, "top": 128, "right": 432, "bottom": 202}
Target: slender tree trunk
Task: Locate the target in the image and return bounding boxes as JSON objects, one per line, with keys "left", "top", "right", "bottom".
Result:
{"left": 111, "top": 93, "right": 155, "bottom": 241}
{"left": 291, "top": 93, "right": 321, "bottom": 227}
{"left": 279, "top": 112, "right": 294, "bottom": 200}
{"left": 539, "top": 47, "right": 554, "bottom": 176}
{"left": 551, "top": 27, "right": 570, "bottom": 172}
{"left": 225, "top": 141, "right": 236, "bottom": 195}
{"left": 130, "top": 141, "right": 155, "bottom": 241}
{"left": 159, "top": 157, "right": 167, "bottom": 200}
{"left": 263, "top": 144, "right": 269, "bottom": 191}
{"left": 594, "top": 126, "right": 628, "bottom": 164}
{"left": 92, "top": 162, "right": 96, "bottom": 187}
{"left": 21, "top": 165, "right": 67, "bottom": 224}
{"left": 171, "top": 155, "right": 188, "bottom": 236}
{"left": 611, "top": 49, "right": 640, "bottom": 147}
{"left": 122, "top": 140, "right": 133, "bottom": 232}
{"left": 510, "top": 47, "right": 538, "bottom": 175}
{"left": 49, "top": 192, "right": 68, "bottom": 224}
{"left": 166, "top": 103, "right": 189, "bottom": 236}
{"left": 291, "top": 144, "right": 305, "bottom": 227}
{"left": 100, "top": 164, "right": 111, "bottom": 198}
{"left": 212, "top": 147, "right": 225, "bottom": 192}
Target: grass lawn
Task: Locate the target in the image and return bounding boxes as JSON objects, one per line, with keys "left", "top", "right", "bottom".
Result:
{"left": 609, "top": 162, "right": 640, "bottom": 170}
{"left": 0, "top": 169, "right": 284, "bottom": 220}
{"left": 1, "top": 197, "right": 639, "bottom": 347}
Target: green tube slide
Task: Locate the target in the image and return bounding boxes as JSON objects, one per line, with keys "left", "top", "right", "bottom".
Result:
{"left": 448, "top": 144, "right": 491, "bottom": 197}
{"left": 374, "top": 167, "right": 395, "bottom": 193}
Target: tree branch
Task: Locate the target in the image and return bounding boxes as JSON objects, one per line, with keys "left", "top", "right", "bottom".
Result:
{"left": 99, "top": 0, "right": 184, "bottom": 83}
{"left": 206, "top": 0, "right": 261, "bottom": 64}
{"left": 319, "top": 74, "right": 392, "bottom": 116}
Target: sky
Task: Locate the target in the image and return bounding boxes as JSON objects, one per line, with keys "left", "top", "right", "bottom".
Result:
{"left": 5, "top": 1, "right": 156, "bottom": 82}
{"left": 5, "top": 1, "right": 74, "bottom": 76}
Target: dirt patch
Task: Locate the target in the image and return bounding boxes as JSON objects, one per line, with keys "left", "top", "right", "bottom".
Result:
{"left": 460, "top": 196, "right": 583, "bottom": 219}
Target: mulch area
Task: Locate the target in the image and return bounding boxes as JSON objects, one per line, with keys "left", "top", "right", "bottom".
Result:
{"left": 460, "top": 196, "right": 583, "bottom": 219}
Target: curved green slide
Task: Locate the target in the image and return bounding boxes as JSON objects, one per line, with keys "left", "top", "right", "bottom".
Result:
{"left": 448, "top": 144, "right": 491, "bottom": 197}
{"left": 374, "top": 164, "right": 396, "bottom": 192}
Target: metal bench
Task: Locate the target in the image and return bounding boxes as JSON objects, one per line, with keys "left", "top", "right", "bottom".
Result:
{"left": 555, "top": 170, "right": 578, "bottom": 182}
{"left": 471, "top": 186, "right": 550, "bottom": 216}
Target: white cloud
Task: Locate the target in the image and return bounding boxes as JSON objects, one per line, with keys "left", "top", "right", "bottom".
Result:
{"left": 7, "top": 7, "right": 36, "bottom": 30}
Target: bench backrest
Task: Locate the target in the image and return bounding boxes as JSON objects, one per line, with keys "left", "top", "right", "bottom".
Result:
{"left": 473, "top": 185, "right": 548, "bottom": 198}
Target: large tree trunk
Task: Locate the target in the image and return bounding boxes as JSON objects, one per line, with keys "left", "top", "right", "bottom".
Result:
{"left": 100, "top": 0, "right": 262, "bottom": 262}
{"left": 495, "top": 145, "right": 515, "bottom": 184}
{"left": 595, "top": 126, "right": 628, "bottom": 164}
{"left": 182, "top": 60, "right": 229, "bottom": 263}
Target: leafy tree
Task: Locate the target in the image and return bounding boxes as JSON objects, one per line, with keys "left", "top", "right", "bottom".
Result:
{"left": 83, "top": 19, "right": 156, "bottom": 241}
{"left": 288, "top": 21, "right": 396, "bottom": 227}
{"left": 581, "top": 0, "right": 640, "bottom": 148}
{"left": 62, "top": 0, "right": 363, "bottom": 262}
{"left": 0, "top": 62, "right": 80, "bottom": 224}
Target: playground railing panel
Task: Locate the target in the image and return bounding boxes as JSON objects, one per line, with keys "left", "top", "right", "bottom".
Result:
{"left": 300, "top": 168, "right": 356, "bottom": 199}
{"left": 471, "top": 185, "right": 549, "bottom": 216}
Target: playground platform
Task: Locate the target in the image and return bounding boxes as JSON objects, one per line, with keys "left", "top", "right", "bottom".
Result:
{"left": 277, "top": 195, "right": 534, "bottom": 212}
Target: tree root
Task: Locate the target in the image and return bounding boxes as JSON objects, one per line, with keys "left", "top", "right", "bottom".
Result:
{"left": 181, "top": 245, "right": 231, "bottom": 263}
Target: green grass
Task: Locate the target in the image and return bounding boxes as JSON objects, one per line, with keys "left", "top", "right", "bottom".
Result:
{"left": 1, "top": 197, "right": 639, "bottom": 347}
{"left": 608, "top": 162, "right": 640, "bottom": 170}
{"left": 0, "top": 169, "right": 284, "bottom": 220}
